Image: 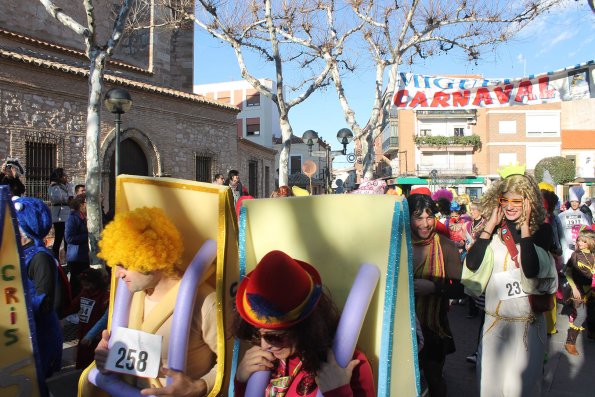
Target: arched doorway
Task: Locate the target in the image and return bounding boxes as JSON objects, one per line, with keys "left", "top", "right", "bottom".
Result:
{"left": 107, "top": 138, "right": 149, "bottom": 220}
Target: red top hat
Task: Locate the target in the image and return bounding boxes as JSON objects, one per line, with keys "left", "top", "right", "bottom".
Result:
{"left": 236, "top": 250, "right": 322, "bottom": 330}
{"left": 410, "top": 187, "right": 432, "bottom": 196}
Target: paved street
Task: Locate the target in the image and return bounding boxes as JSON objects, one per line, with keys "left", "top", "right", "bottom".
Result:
{"left": 45, "top": 302, "right": 595, "bottom": 396}
{"left": 445, "top": 302, "right": 595, "bottom": 397}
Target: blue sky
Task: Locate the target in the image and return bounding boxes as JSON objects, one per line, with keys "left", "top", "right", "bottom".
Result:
{"left": 193, "top": 1, "right": 595, "bottom": 166}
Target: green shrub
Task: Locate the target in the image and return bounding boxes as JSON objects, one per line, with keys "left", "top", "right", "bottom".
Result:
{"left": 414, "top": 134, "right": 481, "bottom": 148}
{"left": 534, "top": 156, "right": 576, "bottom": 185}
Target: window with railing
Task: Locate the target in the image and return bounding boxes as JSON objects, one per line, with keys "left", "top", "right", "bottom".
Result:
{"left": 246, "top": 118, "right": 261, "bottom": 136}
{"left": 24, "top": 132, "right": 62, "bottom": 202}
{"left": 264, "top": 166, "right": 270, "bottom": 198}
{"left": 248, "top": 160, "right": 258, "bottom": 197}
{"left": 290, "top": 155, "right": 302, "bottom": 175}
{"left": 246, "top": 93, "right": 260, "bottom": 107}
{"left": 195, "top": 155, "right": 212, "bottom": 182}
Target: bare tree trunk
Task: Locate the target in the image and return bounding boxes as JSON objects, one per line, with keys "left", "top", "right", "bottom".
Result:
{"left": 278, "top": 116, "right": 293, "bottom": 186}
{"left": 86, "top": 51, "right": 106, "bottom": 264}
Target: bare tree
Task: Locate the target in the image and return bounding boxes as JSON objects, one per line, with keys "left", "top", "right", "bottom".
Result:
{"left": 38, "top": 0, "right": 133, "bottom": 263}
{"left": 288, "top": 0, "right": 562, "bottom": 178}
{"left": 160, "top": 0, "right": 362, "bottom": 186}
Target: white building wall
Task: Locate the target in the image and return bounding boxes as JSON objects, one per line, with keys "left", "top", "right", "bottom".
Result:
{"left": 194, "top": 79, "right": 281, "bottom": 148}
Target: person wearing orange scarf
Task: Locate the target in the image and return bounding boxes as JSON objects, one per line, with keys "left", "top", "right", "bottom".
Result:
{"left": 408, "top": 194, "right": 464, "bottom": 397}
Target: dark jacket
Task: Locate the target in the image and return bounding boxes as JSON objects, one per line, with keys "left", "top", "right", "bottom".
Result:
{"left": 65, "top": 210, "right": 90, "bottom": 263}
{"left": 0, "top": 172, "right": 25, "bottom": 196}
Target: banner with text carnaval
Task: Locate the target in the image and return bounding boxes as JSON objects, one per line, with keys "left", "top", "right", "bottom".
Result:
{"left": 393, "top": 60, "right": 595, "bottom": 109}
{"left": 0, "top": 186, "right": 44, "bottom": 397}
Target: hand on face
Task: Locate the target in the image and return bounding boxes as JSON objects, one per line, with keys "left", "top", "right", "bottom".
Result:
{"left": 522, "top": 198, "right": 531, "bottom": 228}
{"left": 316, "top": 350, "right": 359, "bottom": 393}
{"left": 236, "top": 345, "right": 276, "bottom": 383}
{"left": 486, "top": 206, "right": 503, "bottom": 230}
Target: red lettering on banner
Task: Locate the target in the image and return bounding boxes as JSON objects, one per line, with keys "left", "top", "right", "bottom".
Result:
{"left": 430, "top": 92, "right": 450, "bottom": 107}
{"left": 452, "top": 90, "right": 470, "bottom": 107}
{"left": 538, "top": 76, "right": 556, "bottom": 99}
{"left": 10, "top": 306, "right": 16, "bottom": 325}
{"left": 515, "top": 80, "right": 536, "bottom": 102}
{"left": 409, "top": 91, "right": 429, "bottom": 108}
{"left": 494, "top": 84, "right": 513, "bottom": 104}
{"left": 394, "top": 90, "right": 409, "bottom": 107}
{"left": 472, "top": 87, "right": 493, "bottom": 106}
{"left": 4, "top": 287, "right": 18, "bottom": 304}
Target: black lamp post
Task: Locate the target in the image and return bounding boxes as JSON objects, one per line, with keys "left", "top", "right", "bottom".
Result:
{"left": 301, "top": 130, "right": 319, "bottom": 154}
{"left": 336, "top": 128, "right": 354, "bottom": 155}
{"left": 104, "top": 87, "right": 133, "bottom": 176}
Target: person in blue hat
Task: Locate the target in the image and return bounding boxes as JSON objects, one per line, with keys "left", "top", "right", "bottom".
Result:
{"left": 13, "top": 196, "right": 64, "bottom": 378}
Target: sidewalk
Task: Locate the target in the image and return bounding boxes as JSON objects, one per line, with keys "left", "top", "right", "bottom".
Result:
{"left": 445, "top": 302, "right": 595, "bottom": 397}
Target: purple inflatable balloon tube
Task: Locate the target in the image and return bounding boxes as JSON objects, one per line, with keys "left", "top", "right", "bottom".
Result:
{"left": 245, "top": 263, "right": 380, "bottom": 397}
{"left": 89, "top": 240, "right": 217, "bottom": 396}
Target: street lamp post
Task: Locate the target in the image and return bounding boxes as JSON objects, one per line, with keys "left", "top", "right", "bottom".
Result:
{"left": 336, "top": 128, "right": 354, "bottom": 155}
{"left": 301, "top": 130, "right": 319, "bottom": 154}
{"left": 104, "top": 87, "right": 133, "bottom": 176}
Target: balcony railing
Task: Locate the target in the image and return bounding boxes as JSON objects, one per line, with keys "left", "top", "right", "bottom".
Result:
{"left": 416, "top": 109, "right": 477, "bottom": 118}
{"left": 414, "top": 134, "right": 481, "bottom": 149}
{"left": 416, "top": 164, "right": 477, "bottom": 177}
{"left": 382, "top": 136, "right": 399, "bottom": 153}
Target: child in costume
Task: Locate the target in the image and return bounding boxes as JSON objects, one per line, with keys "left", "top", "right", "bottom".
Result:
{"left": 447, "top": 201, "right": 467, "bottom": 258}
{"left": 558, "top": 185, "right": 591, "bottom": 263}
{"left": 563, "top": 228, "right": 595, "bottom": 355}
{"left": 463, "top": 164, "right": 557, "bottom": 397}
{"left": 93, "top": 207, "right": 218, "bottom": 396}
{"left": 13, "top": 196, "right": 63, "bottom": 378}
{"left": 64, "top": 268, "right": 109, "bottom": 368}
{"left": 233, "top": 250, "right": 376, "bottom": 397}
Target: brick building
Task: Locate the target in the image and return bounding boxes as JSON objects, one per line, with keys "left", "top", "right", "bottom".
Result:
{"left": 374, "top": 70, "right": 595, "bottom": 199}
{"left": 195, "top": 79, "right": 332, "bottom": 194}
{"left": 0, "top": 0, "right": 276, "bottom": 210}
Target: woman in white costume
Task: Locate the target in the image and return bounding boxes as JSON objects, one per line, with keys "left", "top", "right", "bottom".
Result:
{"left": 463, "top": 165, "right": 557, "bottom": 397}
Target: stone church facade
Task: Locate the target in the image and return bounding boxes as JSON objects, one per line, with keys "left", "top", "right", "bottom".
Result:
{"left": 0, "top": 0, "right": 276, "bottom": 210}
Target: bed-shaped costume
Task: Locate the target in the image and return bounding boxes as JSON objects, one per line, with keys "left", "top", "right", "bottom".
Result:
{"left": 78, "top": 176, "right": 239, "bottom": 397}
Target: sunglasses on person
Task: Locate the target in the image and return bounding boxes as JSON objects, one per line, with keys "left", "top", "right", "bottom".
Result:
{"left": 498, "top": 197, "right": 524, "bottom": 207}
{"left": 251, "top": 331, "right": 294, "bottom": 348}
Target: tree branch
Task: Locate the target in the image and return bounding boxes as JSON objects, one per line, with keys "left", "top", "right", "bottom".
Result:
{"left": 38, "top": 0, "right": 90, "bottom": 38}
{"left": 106, "top": 0, "right": 134, "bottom": 55}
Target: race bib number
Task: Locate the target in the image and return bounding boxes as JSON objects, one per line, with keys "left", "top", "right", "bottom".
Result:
{"left": 493, "top": 268, "right": 528, "bottom": 301}
{"left": 105, "top": 327, "right": 162, "bottom": 378}
{"left": 78, "top": 297, "right": 96, "bottom": 323}
{"left": 566, "top": 214, "right": 583, "bottom": 227}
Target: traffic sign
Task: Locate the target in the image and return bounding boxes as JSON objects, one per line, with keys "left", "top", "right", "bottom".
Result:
{"left": 310, "top": 150, "right": 328, "bottom": 157}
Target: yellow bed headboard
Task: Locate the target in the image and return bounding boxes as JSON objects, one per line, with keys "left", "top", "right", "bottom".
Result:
{"left": 78, "top": 175, "right": 239, "bottom": 397}
{"left": 235, "top": 194, "right": 420, "bottom": 396}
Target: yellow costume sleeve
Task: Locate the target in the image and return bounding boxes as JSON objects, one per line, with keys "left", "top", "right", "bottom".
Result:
{"left": 462, "top": 246, "right": 494, "bottom": 297}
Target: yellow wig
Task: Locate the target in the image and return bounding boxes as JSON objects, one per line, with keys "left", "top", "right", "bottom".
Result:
{"left": 98, "top": 207, "right": 183, "bottom": 275}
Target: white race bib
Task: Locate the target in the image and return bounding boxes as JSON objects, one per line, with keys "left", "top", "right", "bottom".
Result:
{"left": 105, "top": 327, "right": 162, "bottom": 378}
{"left": 78, "top": 297, "right": 96, "bottom": 324}
{"left": 493, "top": 268, "right": 528, "bottom": 301}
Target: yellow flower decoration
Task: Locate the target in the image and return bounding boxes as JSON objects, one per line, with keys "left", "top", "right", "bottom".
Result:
{"left": 98, "top": 207, "right": 183, "bottom": 276}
